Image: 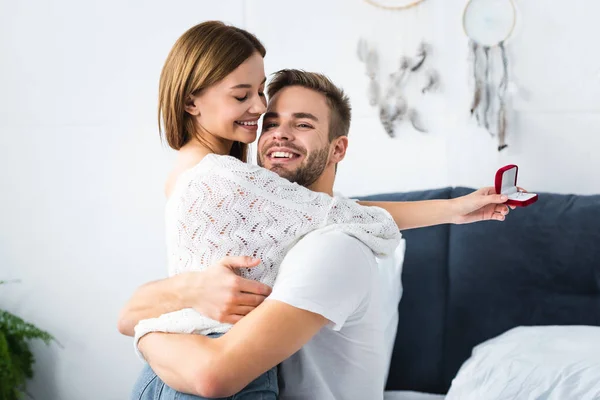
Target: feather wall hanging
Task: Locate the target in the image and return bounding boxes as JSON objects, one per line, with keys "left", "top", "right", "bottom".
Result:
{"left": 358, "top": 39, "right": 440, "bottom": 137}
{"left": 463, "top": 0, "right": 516, "bottom": 151}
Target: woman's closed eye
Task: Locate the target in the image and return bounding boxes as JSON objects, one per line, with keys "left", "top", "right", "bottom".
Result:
{"left": 235, "top": 91, "right": 265, "bottom": 102}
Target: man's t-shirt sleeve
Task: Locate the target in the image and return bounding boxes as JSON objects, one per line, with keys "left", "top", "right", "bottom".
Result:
{"left": 268, "top": 230, "right": 374, "bottom": 331}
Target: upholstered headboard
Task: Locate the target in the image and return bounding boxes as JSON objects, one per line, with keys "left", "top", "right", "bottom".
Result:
{"left": 360, "top": 187, "right": 600, "bottom": 394}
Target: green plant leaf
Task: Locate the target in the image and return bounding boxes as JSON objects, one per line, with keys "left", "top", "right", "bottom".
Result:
{"left": 1, "top": 281, "right": 54, "bottom": 399}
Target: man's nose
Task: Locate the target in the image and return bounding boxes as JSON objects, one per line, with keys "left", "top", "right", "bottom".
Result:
{"left": 272, "top": 124, "right": 294, "bottom": 141}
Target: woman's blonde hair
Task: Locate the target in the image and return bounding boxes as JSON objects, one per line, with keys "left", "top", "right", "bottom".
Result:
{"left": 158, "top": 21, "right": 266, "bottom": 162}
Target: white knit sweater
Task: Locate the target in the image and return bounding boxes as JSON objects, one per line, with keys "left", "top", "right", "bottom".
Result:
{"left": 134, "top": 154, "right": 401, "bottom": 350}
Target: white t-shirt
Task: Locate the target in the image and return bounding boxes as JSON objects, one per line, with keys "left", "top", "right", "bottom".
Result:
{"left": 268, "top": 229, "right": 389, "bottom": 400}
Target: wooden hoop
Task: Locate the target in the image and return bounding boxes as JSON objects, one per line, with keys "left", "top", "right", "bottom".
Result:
{"left": 462, "top": 0, "right": 516, "bottom": 46}
{"left": 364, "top": 0, "right": 426, "bottom": 11}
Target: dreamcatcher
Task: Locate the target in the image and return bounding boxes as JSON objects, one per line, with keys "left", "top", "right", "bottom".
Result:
{"left": 463, "top": 0, "right": 517, "bottom": 151}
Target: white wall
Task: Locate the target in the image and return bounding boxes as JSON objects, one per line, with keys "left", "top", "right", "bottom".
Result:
{"left": 0, "top": 1, "right": 245, "bottom": 399}
{"left": 246, "top": 0, "right": 600, "bottom": 196}
{"left": 0, "top": 0, "right": 598, "bottom": 399}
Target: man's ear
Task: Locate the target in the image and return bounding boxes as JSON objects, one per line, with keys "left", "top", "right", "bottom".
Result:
{"left": 330, "top": 136, "right": 349, "bottom": 164}
{"left": 184, "top": 95, "right": 201, "bottom": 116}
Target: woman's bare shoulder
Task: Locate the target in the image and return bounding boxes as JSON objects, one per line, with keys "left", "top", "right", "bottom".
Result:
{"left": 165, "top": 146, "right": 211, "bottom": 199}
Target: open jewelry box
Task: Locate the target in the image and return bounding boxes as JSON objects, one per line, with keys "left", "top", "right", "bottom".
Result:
{"left": 495, "top": 164, "right": 538, "bottom": 207}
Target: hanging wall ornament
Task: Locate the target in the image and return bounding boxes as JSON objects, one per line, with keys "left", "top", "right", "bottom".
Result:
{"left": 463, "top": 0, "right": 516, "bottom": 151}
{"left": 422, "top": 69, "right": 440, "bottom": 94}
{"left": 364, "top": 0, "right": 426, "bottom": 11}
{"left": 358, "top": 0, "right": 440, "bottom": 137}
{"left": 366, "top": 50, "right": 381, "bottom": 106}
{"left": 358, "top": 38, "right": 381, "bottom": 107}
{"left": 357, "top": 39, "right": 438, "bottom": 137}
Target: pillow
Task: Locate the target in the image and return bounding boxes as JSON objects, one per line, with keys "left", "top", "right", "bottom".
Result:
{"left": 446, "top": 326, "right": 600, "bottom": 400}
{"left": 377, "top": 238, "right": 406, "bottom": 382}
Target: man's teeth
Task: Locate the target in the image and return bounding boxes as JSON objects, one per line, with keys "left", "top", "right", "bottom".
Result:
{"left": 272, "top": 152, "right": 294, "bottom": 159}
{"left": 236, "top": 120, "right": 257, "bottom": 126}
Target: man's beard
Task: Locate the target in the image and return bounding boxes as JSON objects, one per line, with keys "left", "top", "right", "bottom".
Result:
{"left": 259, "top": 146, "right": 329, "bottom": 188}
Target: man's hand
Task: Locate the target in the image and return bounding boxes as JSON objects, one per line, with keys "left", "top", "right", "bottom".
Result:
{"left": 184, "top": 256, "right": 272, "bottom": 324}
{"left": 450, "top": 186, "right": 526, "bottom": 224}
{"left": 117, "top": 257, "right": 272, "bottom": 336}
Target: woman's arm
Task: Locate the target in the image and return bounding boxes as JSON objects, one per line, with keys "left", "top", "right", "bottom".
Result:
{"left": 359, "top": 199, "right": 456, "bottom": 230}
{"left": 117, "top": 257, "right": 272, "bottom": 336}
{"left": 117, "top": 275, "right": 187, "bottom": 337}
{"left": 359, "top": 187, "right": 512, "bottom": 230}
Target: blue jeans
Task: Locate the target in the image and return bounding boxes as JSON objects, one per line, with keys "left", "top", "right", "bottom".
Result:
{"left": 131, "top": 334, "right": 278, "bottom": 400}
{"left": 131, "top": 364, "right": 278, "bottom": 400}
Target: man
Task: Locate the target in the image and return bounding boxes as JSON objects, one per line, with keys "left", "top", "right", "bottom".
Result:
{"left": 119, "top": 69, "right": 513, "bottom": 399}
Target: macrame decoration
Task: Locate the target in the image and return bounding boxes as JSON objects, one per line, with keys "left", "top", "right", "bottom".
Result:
{"left": 357, "top": 39, "right": 440, "bottom": 137}
{"left": 463, "top": 0, "right": 516, "bottom": 151}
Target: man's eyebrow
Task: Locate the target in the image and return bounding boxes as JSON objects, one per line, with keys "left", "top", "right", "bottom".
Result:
{"left": 230, "top": 77, "right": 267, "bottom": 90}
{"left": 292, "top": 112, "right": 318, "bottom": 122}
{"left": 263, "top": 112, "right": 319, "bottom": 121}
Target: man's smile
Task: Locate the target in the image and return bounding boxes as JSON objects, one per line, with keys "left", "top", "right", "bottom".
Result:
{"left": 264, "top": 146, "right": 304, "bottom": 164}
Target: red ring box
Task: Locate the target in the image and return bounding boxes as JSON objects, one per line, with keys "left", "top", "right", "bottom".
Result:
{"left": 494, "top": 164, "right": 538, "bottom": 207}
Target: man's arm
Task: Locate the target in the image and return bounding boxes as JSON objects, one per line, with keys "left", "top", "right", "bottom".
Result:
{"left": 359, "top": 186, "right": 512, "bottom": 230}
{"left": 117, "top": 257, "right": 272, "bottom": 336}
{"left": 139, "top": 300, "right": 328, "bottom": 397}
{"left": 138, "top": 231, "right": 372, "bottom": 398}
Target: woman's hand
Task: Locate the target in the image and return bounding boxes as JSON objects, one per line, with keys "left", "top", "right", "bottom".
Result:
{"left": 450, "top": 186, "right": 526, "bottom": 224}
{"left": 178, "top": 256, "right": 272, "bottom": 324}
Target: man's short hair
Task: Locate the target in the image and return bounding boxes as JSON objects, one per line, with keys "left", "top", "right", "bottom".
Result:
{"left": 267, "top": 69, "right": 351, "bottom": 142}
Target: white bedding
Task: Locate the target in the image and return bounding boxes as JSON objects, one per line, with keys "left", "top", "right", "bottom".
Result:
{"left": 385, "top": 391, "right": 445, "bottom": 400}
{"left": 446, "top": 326, "right": 600, "bottom": 400}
